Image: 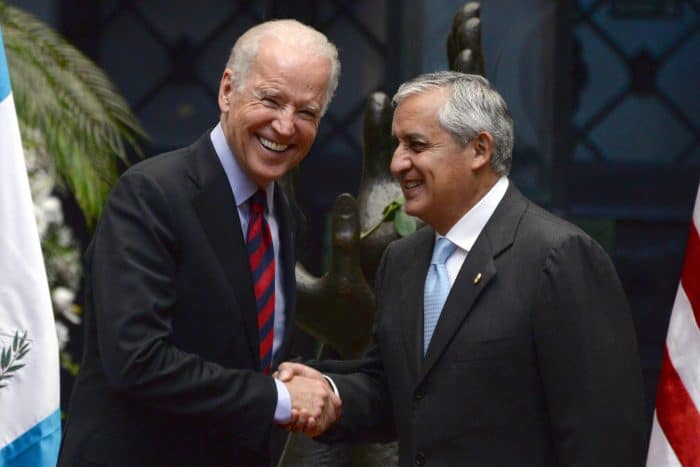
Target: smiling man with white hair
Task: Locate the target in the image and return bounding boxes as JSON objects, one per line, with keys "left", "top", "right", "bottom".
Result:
{"left": 58, "top": 19, "right": 341, "bottom": 467}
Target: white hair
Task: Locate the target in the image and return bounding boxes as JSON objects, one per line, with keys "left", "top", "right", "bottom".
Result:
{"left": 226, "top": 19, "right": 340, "bottom": 115}
{"left": 393, "top": 71, "right": 514, "bottom": 176}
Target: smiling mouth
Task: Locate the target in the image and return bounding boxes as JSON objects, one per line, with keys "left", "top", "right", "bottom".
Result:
{"left": 402, "top": 180, "right": 424, "bottom": 190}
{"left": 259, "top": 136, "right": 289, "bottom": 153}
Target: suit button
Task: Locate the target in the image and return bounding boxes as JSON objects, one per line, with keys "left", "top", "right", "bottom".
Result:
{"left": 415, "top": 452, "right": 425, "bottom": 465}
{"left": 415, "top": 386, "right": 425, "bottom": 400}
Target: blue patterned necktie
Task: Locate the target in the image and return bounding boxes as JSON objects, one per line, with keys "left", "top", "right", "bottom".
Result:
{"left": 423, "top": 237, "right": 457, "bottom": 355}
{"left": 246, "top": 190, "right": 275, "bottom": 374}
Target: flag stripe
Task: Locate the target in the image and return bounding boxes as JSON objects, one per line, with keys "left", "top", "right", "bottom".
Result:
{"left": 666, "top": 285, "right": 700, "bottom": 413}
{"left": 0, "top": 410, "right": 61, "bottom": 466}
{"left": 647, "top": 182, "right": 700, "bottom": 467}
{"left": 647, "top": 412, "right": 682, "bottom": 467}
{"left": 655, "top": 346, "right": 700, "bottom": 466}
{"left": 681, "top": 221, "right": 700, "bottom": 328}
{"left": 0, "top": 29, "right": 10, "bottom": 101}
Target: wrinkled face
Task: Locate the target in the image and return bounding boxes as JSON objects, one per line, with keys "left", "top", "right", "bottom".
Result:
{"left": 218, "top": 36, "right": 331, "bottom": 187}
{"left": 390, "top": 88, "right": 480, "bottom": 234}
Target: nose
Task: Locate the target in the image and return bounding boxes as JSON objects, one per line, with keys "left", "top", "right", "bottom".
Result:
{"left": 390, "top": 145, "right": 410, "bottom": 178}
{"left": 272, "top": 108, "right": 295, "bottom": 137}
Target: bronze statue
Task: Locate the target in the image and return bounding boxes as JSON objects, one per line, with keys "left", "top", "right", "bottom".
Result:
{"left": 295, "top": 193, "right": 374, "bottom": 360}
{"left": 447, "top": 2, "right": 485, "bottom": 75}
{"left": 358, "top": 92, "right": 400, "bottom": 286}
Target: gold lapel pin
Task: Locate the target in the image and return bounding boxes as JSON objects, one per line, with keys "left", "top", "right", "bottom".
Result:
{"left": 474, "top": 272, "right": 482, "bottom": 285}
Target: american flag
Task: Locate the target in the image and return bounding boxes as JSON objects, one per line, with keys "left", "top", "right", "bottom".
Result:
{"left": 646, "top": 182, "right": 700, "bottom": 466}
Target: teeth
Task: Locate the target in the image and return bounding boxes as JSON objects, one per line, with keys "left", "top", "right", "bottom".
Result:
{"left": 259, "top": 137, "right": 288, "bottom": 152}
{"left": 404, "top": 180, "right": 423, "bottom": 189}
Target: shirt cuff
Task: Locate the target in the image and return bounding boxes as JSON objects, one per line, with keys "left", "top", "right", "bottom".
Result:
{"left": 323, "top": 375, "right": 340, "bottom": 398}
{"left": 273, "top": 378, "right": 292, "bottom": 424}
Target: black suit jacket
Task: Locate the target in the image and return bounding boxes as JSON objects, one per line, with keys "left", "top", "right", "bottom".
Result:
{"left": 58, "top": 132, "right": 303, "bottom": 467}
{"left": 320, "top": 184, "right": 647, "bottom": 467}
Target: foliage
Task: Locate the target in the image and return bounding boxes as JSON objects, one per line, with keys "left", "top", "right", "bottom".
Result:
{"left": 0, "top": 1, "right": 147, "bottom": 227}
{"left": 25, "top": 129, "right": 82, "bottom": 374}
{"left": 0, "top": 331, "right": 30, "bottom": 390}
{"left": 0, "top": 2, "right": 148, "bottom": 373}
{"left": 360, "top": 195, "right": 418, "bottom": 240}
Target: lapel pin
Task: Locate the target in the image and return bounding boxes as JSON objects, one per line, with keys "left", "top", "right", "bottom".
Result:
{"left": 473, "top": 272, "right": 482, "bottom": 285}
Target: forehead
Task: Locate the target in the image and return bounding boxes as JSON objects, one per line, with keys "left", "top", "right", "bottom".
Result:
{"left": 243, "top": 37, "right": 330, "bottom": 99}
{"left": 392, "top": 87, "right": 448, "bottom": 136}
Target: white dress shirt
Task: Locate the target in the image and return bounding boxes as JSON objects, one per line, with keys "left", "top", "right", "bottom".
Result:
{"left": 439, "top": 176, "right": 509, "bottom": 285}
{"left": 210, "top": 123, "right": 291, "bottom": 422}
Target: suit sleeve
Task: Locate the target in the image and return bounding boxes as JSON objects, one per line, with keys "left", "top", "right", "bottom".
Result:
{"left": 313, "top": 247, "right": 397, "bottom": 443}
{"left": 533, "top": 233, "right": 648, "bottom": 467}
{"left": 91, "top": 169, "right": 276, "bottom": 448}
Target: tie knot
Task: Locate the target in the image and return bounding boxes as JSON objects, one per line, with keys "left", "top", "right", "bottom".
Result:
{"left": 431, "top": 237, "right": 456, "bottom": 265}
{"left": 249, "top": 190, "right": 267, "bottom": 214}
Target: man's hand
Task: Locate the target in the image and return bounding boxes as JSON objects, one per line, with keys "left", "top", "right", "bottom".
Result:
{"left": 276, "top": 361, "right": 326, "bottom": 383}
{"left": 276, "top": 363, "right": 341, "bottom": 437}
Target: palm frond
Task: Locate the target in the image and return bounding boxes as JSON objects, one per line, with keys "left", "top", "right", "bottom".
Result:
{"left": 0, "top": 2, "right": 148, "bottom": 227}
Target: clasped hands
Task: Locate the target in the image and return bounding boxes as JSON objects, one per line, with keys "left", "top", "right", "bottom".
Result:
{"left": 275, "top": 362, "right": 341, "bottom": 437}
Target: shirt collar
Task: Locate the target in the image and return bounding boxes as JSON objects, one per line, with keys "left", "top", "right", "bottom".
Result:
{"left": 439, "top": 176, "right": 509, "bottom": 252}
{"left": 210, "top": 122, "right": 274, "bottom": 213}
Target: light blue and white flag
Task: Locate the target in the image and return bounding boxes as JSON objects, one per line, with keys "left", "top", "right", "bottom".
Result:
{"left": 0, "top": 28, "right": 61, "bottom": 467}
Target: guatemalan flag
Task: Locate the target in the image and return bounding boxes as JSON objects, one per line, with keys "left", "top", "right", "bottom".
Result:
{"left": 0, "top": 28, "right": 62, "bottom": 466}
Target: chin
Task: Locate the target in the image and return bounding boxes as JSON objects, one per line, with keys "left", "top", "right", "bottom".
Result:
{"left": 251, "top": 165, "right": 287, "bottom": 185}
{"left": 404, "top": 202, "right": 426, "bottom": 221}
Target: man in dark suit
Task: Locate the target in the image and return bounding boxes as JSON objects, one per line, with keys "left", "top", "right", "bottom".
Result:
{"left": 279, "top": 72, "right": 648, "bottom": 466}
{"left": 58, "top": 19, "right": 341, "bottom": 467}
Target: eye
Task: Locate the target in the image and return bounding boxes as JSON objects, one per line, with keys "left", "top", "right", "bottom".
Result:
{"left": 298, "top": 109, "right": 318, "bottom": 121}
{"left": 409, "top": 141, "right": 427, "bottom": 152}
{"left": 262, "top": 97, "right": 279, "bottom": 107}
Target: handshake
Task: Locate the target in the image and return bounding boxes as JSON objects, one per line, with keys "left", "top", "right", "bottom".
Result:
{"left": 274, "top": 362, "right": 342, "bottom": 437}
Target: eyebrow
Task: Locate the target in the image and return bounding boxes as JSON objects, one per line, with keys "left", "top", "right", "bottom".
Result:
{"left": 399, "top": 132, "right": 427, "bottom": 142}
{"left": 301, "top": 104, "right": 321, "bottom": 114}
{"left": 258, "top": 88, "right": 280, "bottom": 98}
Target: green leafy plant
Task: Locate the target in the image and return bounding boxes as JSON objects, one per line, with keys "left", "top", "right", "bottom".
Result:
{"left": 0, "top": 330, "right": 31, "bottom": 390}
{"left": 0, "top": 1, "right": 147, "bottom": 227}
{"left": 360, "top": 195, "right": 418, "bottom": 240}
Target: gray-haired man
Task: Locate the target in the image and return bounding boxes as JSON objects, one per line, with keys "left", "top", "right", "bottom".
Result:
{"left": 280, "top": 71, "right": 647, "bottom": 467}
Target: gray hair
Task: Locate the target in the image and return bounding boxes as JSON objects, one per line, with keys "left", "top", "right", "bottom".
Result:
{"left": 226, "top": 19, "right": 340, "bottom": 116}
{"left": 392, "top": 71, "right": 514, "bottom": 176}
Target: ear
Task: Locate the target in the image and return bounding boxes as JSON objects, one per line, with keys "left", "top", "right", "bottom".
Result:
{"left": 218, "top": 69, "right": 234, "bottom": 113}
{"left": 470, "top": 131, "right": 495, "bottom": 170}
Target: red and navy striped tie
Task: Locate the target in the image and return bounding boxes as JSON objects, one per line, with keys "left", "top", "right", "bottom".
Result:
{"left": 246, "top": 190, "right": 275, "bottom": 374}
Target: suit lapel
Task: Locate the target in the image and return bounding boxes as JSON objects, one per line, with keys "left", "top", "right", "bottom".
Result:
{"left": 417, "top": 183, "right": 528, "bottom": 386}
{"left": 272, "top": 185, "right": 297, "bottom": 367}
{"left": 398, "top": 227, "right": 434, "bottom": 382}
{"left": 188, "top": 133, "right": 259, "bottom": 367}
{"left": 419, "top": 240, "right": 496, "bottom": 379}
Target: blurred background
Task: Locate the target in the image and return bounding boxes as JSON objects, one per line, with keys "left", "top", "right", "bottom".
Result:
{"left": 9, "top": 0, "right": 700, "bottom": 425}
